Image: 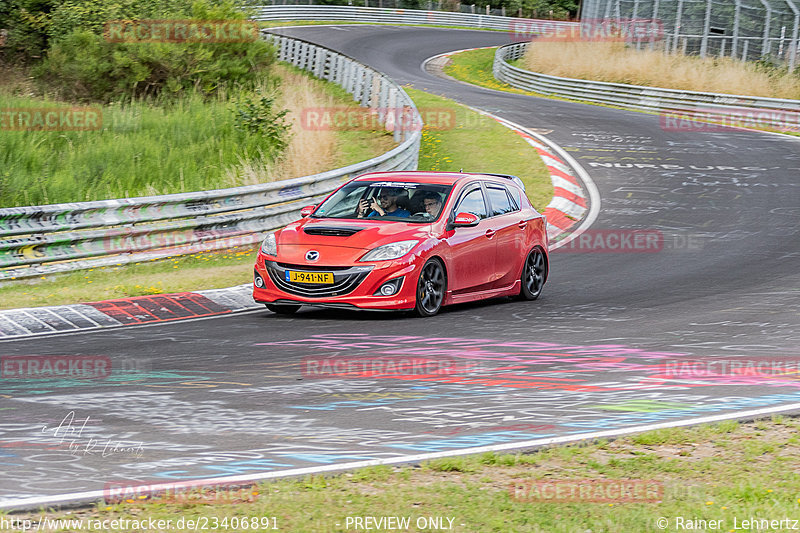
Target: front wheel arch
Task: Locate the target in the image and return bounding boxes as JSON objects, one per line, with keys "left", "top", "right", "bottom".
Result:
{"left": 414, "top": 256, "right": 447, "bottom": 317}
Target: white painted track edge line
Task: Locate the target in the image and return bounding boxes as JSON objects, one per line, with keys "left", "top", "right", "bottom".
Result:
{"left": 5, "top": 401, "right": 800, "bottom": 511}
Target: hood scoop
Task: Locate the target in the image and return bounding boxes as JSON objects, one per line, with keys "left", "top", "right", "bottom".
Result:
{"left": 303, "top": 226, "right": 365, "bottom": 237}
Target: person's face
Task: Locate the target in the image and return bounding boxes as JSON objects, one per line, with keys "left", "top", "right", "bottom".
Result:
{"left": 378, "top": 191, "right": 398, "bottom": 210}
{"left": 424, "top": 198, "right": 441, "bottom": 216}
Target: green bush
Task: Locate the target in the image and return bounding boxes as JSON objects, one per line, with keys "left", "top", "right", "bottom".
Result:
{"left": 233, "top": 94, "right": 292, "bottom": 155}
{"left": 33, "top": 1, "right": 274, "bottom": 102}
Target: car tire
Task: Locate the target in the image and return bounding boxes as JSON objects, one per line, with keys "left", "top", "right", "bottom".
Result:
{"left": 265, "top": 303, "right": 301, "bottom": 315}
{"left": 415, "top": 258, "right": 447, "bottom": 317}
{"left": 519, "top": 247, "right": 546, "bottom": 300}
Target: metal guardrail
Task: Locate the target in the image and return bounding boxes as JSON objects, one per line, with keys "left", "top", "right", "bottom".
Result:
{"left": 494, "top": 42, "right": 800, "bottom": 130}
{"left": 0, "top": 34, "right": 422, "bottom": 281}
{"left": 251, "top": 5, "right": 576, "bottom": 32}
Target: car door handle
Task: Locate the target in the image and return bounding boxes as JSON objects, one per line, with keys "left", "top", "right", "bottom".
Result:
{"left": 485, "top": 229, "right": 496, "bottom": 238}
{"left": 518, "top": 220, "right": 528, "bottom": 230}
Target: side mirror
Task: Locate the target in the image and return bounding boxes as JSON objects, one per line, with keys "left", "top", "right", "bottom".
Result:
{"left": 449, "top": 212, "right": 480, "bottom": 229}
{"left": 300, "top": 205, "right": 317, "bottom": 217}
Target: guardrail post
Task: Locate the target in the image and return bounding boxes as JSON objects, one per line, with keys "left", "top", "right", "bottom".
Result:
{"left": 785, "top": 0, "right": 800, "bottom": 69}
{"left": 343, "top": 60, "right": 353, "bottom": 95}
{"left": 760, "top": 0, "right": 772, "bottom": 58}
{"left": 390, "top": 89, "right": 401, "bottom": 142}
{"left": 673, "top": 0, "right": 684, "bottom": 54}
{"left": 700, "top": 0, "right": 712, "bottom": 57}
{"left": 732, "top": 0, "right": 742, "bottom": 58}
{"left": 649, "top": 0, "right": 661, "bottom": 51}
{"left": 361, "top": 70, "right": 373, "bottom": 107}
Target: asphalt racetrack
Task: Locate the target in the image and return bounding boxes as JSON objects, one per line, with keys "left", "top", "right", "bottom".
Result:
{"left": 1, "top": 26, "right": 799, "bottom": 509}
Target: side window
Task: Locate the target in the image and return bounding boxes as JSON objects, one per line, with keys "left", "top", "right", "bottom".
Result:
{"left": 508, "top": 186, "right": 523, "bottom": 210}
{"left": 507, "top": 188, "right": 520, "bottom": 211}
{"left": 487, "top": 186, "right": 514, "bottom": 216}
{"left": 455, "top": 187, "right": 487, "bottom": 219}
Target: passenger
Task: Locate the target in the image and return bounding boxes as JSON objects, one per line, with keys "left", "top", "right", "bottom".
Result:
{"left": 421, "top": 191, "right": 443, "bottom": 218}
{"left": 358, "top": 187, "right": 411, "bottom": 218}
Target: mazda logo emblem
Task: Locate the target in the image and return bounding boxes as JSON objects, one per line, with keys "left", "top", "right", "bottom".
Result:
{"left": 305, "top": 250, "right": 320, "bottom": 262}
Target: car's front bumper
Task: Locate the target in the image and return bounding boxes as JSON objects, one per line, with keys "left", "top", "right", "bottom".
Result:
{"left": 252, "top": 254, "right": 420, "bottom": 310}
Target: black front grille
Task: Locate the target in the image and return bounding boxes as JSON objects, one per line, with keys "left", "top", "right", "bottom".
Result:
{"left": 303, "top": 226, "right": 365, "bottom": 237}
{"left": 265, "top": 261, "right": 372, "bottom": 298}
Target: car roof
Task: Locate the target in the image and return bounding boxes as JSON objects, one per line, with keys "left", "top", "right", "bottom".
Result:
{"left": 354, "top": 171, "right": 519, "bottom": 188}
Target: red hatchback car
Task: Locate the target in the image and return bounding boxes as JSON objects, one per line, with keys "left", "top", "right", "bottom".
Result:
{"left": 253, "top": 171, "right": 549, "bottom": 316}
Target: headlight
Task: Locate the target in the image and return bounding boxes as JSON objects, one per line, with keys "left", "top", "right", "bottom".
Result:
{"left": 260, "top": 233, "right": 277, "bottom": 256}
{"left": 359, "top": 240, "right": 418, "bottom": 262}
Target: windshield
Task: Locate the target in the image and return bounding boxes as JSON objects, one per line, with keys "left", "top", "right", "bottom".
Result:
{"left": 312, "top": 181, "right": 453, "bottom": 223}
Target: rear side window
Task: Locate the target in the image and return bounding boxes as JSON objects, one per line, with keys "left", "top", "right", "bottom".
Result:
{"left": 455, "top": 187, "right": 487, "bottom": 219}
{"left": 487, "top": 186, "right": 515, "bottom": 216}
{"left": 508, "top": 186, "right": 523, "bottom": 209}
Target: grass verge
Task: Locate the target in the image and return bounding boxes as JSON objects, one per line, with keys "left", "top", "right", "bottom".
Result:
{"left": 444, "top": 46, "right": 800, "bottom": 137}
{"left": 407, "top": 87, "right": 552, "bottom": 210}
{"left": 0, "top": 61, "right": 394, "bottom": 207}
{"left": 442, "top": 47, "right": 534, "bottom": 95}
{"left": 0, "top": 87, "right": 552, "bottom": 310}
{"left": 6, "top": 417, "right": 800, "bottom": 532}
{"left": 523, "top": 41, "right": 800, "bottom": 100}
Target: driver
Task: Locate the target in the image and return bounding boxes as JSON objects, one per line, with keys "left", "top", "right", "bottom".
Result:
{"left": 358, "top": 187, "right": 410, "bottom": 218}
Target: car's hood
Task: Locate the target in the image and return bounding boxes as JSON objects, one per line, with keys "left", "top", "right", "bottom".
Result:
{"left": 275, "top": 218, "right": 431, "bottom": 265}
{"left": 280, "top": 218, "right": 431, "bottom": 247}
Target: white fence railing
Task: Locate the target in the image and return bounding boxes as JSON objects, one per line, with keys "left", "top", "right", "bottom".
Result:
{"left": 494, "top": 42, "right": 800, "bottom": 131}
{"left": 0, "top": 34, "right": 422, "bottom": 281}
{"left": 251, "top": 5, "right": 576, "bottom": 32}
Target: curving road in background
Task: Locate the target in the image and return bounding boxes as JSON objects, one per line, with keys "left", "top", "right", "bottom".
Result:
{"left": 1, "top": 26, "right": 799, "bottom": 509}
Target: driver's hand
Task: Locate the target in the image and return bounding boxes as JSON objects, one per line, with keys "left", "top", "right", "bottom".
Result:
{"left": 358, "top": 199, "right": 369, "bottom": 216}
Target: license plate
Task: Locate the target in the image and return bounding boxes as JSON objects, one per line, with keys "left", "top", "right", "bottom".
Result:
{"left": 286, "top": 270, "right": 334, "bottom": 284}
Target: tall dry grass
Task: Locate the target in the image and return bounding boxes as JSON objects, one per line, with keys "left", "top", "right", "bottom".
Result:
{"left": 523, "top": 41, "right": 800, "bottom": 99}
{"left": 230, "top": 65, "right": 347, "bottom": 186}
